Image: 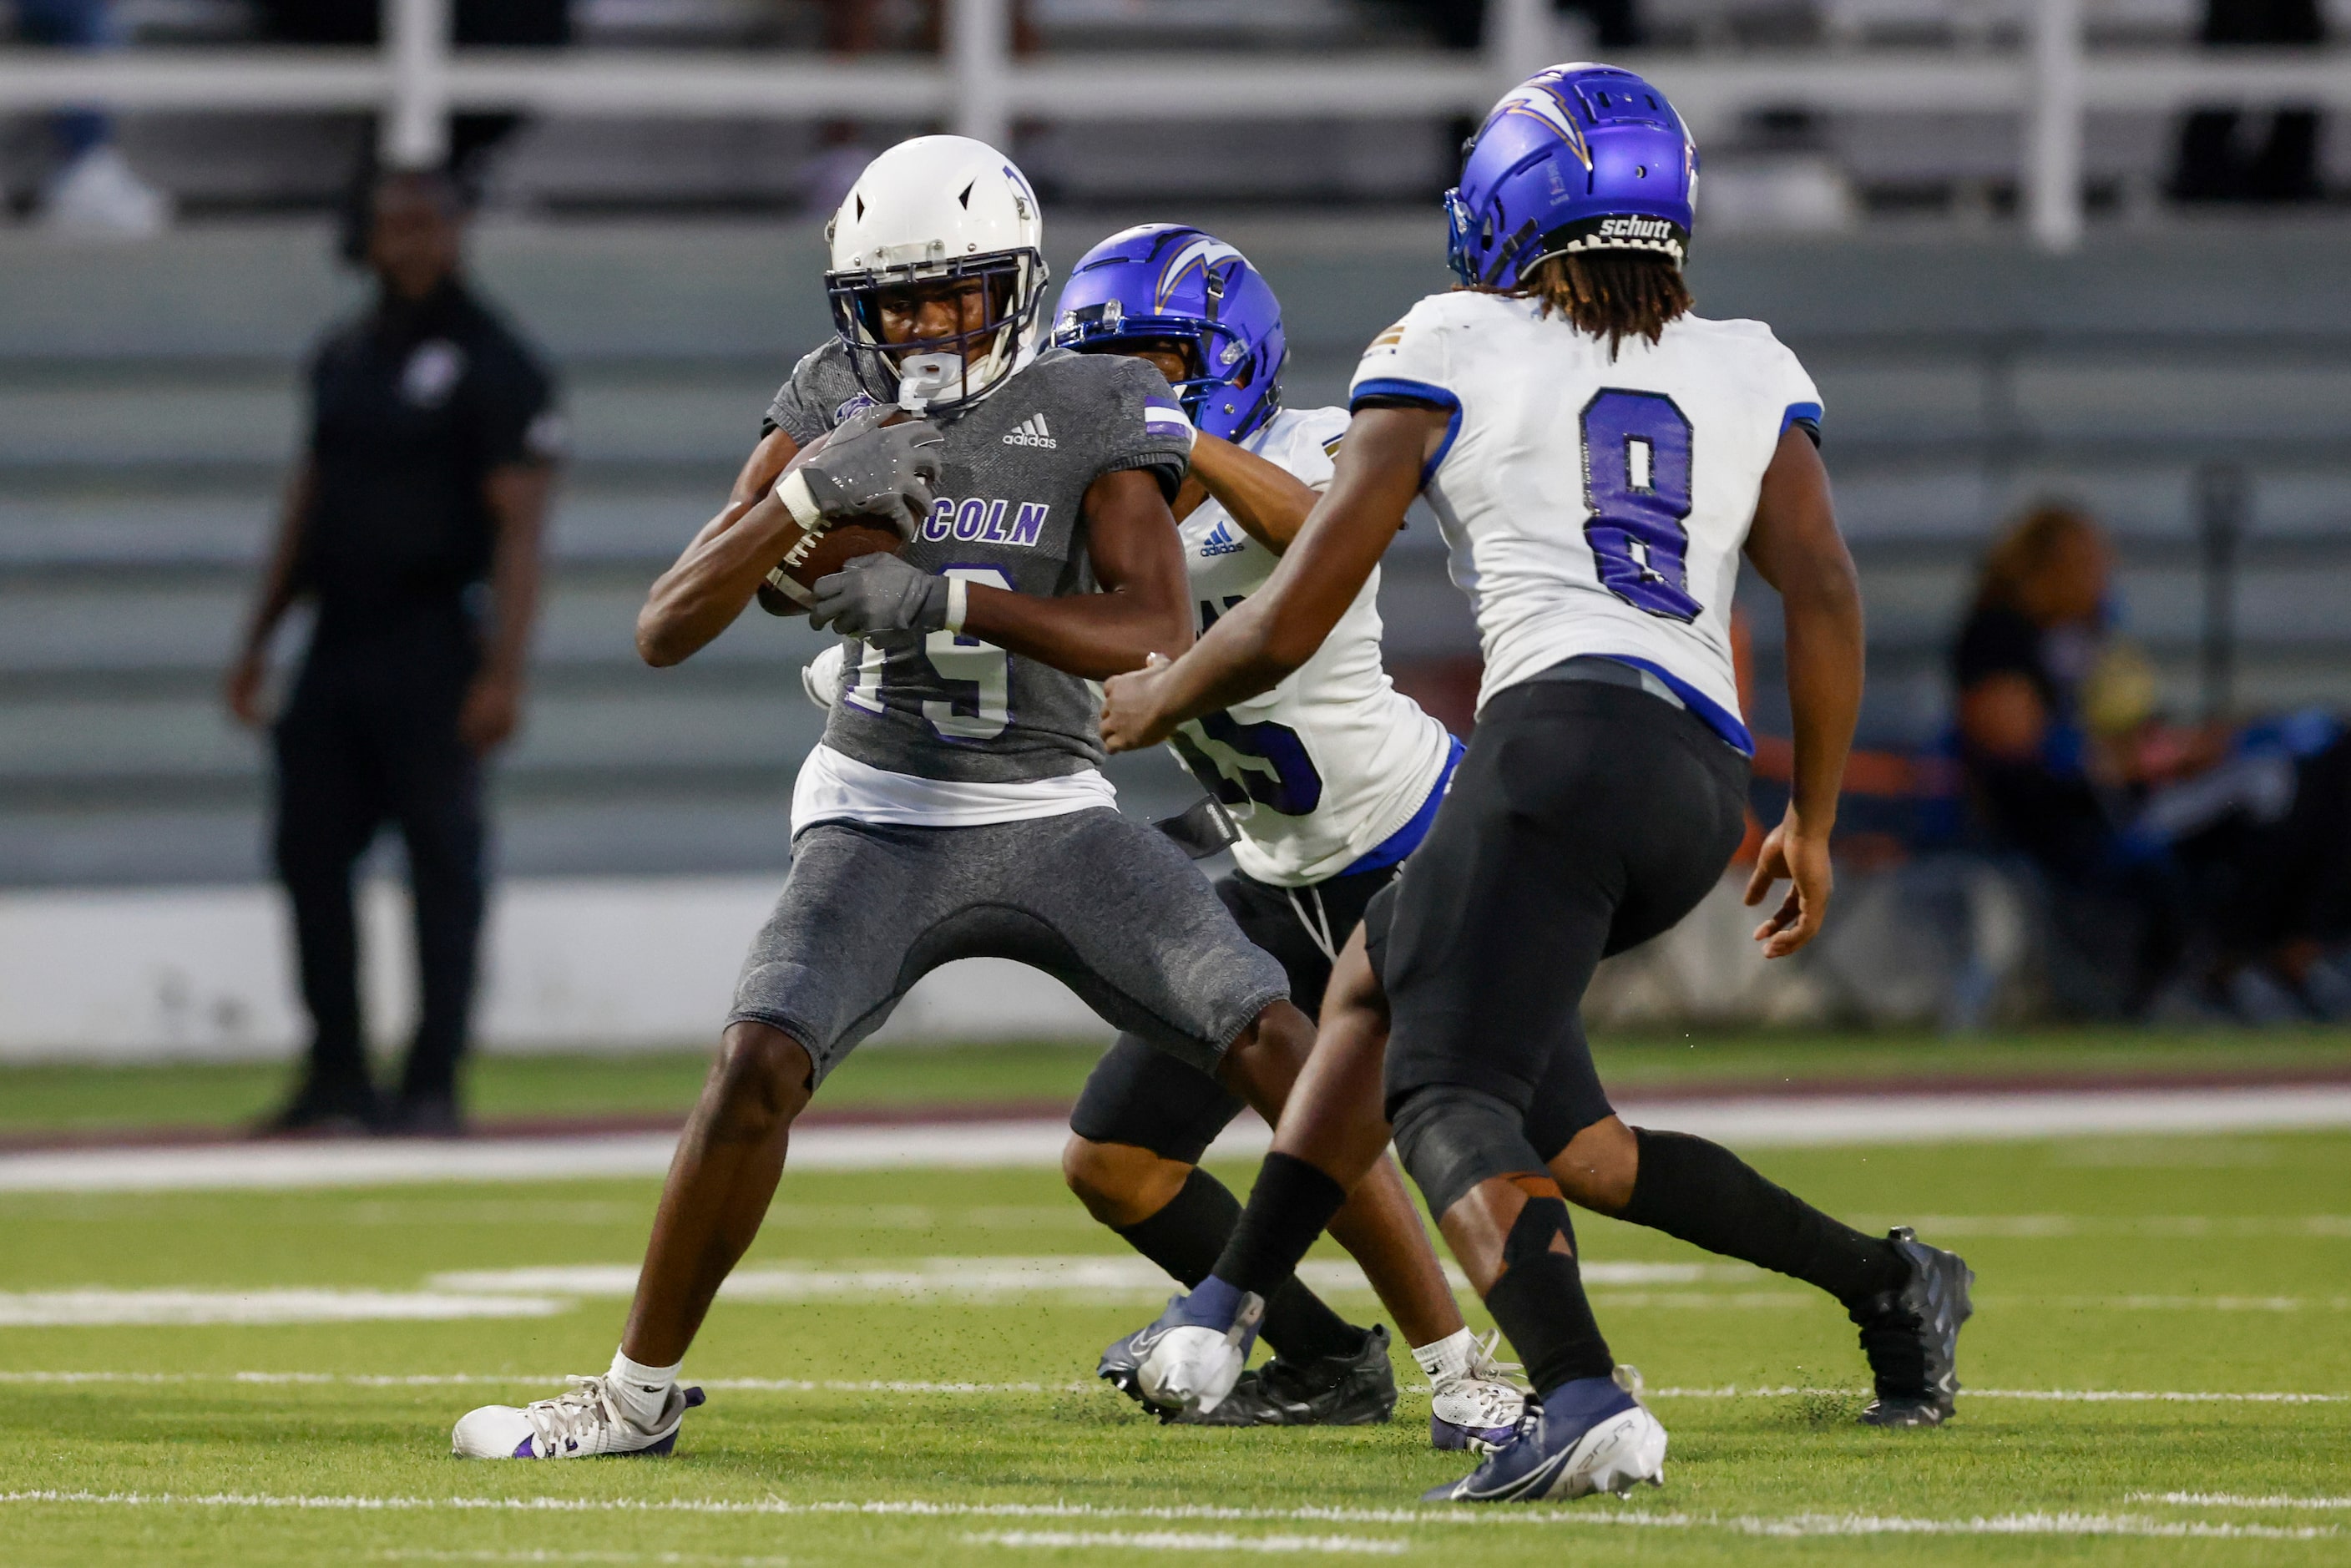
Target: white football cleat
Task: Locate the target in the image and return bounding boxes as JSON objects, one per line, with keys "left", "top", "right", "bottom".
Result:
{"left": 452, "top": 1375, "right": 705, "bottom": 1459}
{"left": 1131, "top": 1289, "right": 1265, "bottom": 1415}
{"left": 1430, "top": 1331, "right": 1529, "bottom": 1452}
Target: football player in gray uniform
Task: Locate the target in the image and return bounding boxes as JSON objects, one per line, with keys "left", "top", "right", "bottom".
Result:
{"left": 448, "top": 136, "right": 1478, "bottom": 1462}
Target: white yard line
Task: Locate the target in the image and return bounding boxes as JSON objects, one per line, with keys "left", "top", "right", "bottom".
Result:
{"left": 5, "top": 1369, "right": 2344, "bottom": 1404}
{"left": 1853, "top": 1215, "right": 2351, "bottom": 1238}
{"left": 0, "top": 1491, "right": 2330, "bottom": 1542}
{"left": 375, "top": 1555, "right": 793, "bottom": 1566}
{"left": 6, "top": 1085, "right": 2349, "bottom": 1192}
{"left": 0, "top": 1267, "right": 2331, "bottom": 1323}
{"left": 0, "top": 1261, "right": 1760, "bottom": 1327}
{"left": 2135, "top": 1494, "right": 2351, "bottom": 1510}
{"left": 0, "top": 1370, "right": 1084, "bottom": 1393}
{"left": 0, "top": 1290, "right": 571, "bottom": 1327}
{"left": 963, "top": 1530, "right": 1405, "bottom": 1555}
{"left": 422, "top": 1257, "right": 1732, "bottom": 1302}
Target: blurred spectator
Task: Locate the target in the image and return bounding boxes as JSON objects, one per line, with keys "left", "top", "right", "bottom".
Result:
{"left": 2174, "top": 1, "right": 2327, "bottom": 204}
{"left": 226, "top": 171, "right": 563, "bottom": 1136}
{"left": 252, "top": 0, "right": 573, "bottom": 230}
{"left": 1393, "top": 0, "right": 1642, "bottom": 49}
{"left": 817, "top": 0, "right": 1038, "bottom": 53}
{"left": 804, "top": 1, "right": 1040, "bottom": 211}
{"left": 1954, "top": 505, "right": 2351, "bottom": 1021}
{"left": 17, "top": 0, "right": 174, "bottom": 236}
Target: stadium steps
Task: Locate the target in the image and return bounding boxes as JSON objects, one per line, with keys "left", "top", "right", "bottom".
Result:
{"left": 5, "top": 219, "right": 2351, "bottom": 885}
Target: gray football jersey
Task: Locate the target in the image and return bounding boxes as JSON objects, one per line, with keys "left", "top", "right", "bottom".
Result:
{"left": 762, "top": 341, "right": 1190, "bottom": 782}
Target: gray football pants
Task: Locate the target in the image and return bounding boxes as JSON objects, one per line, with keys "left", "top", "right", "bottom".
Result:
{"left": 729, "top": 807, "right": 1290, "bottom": 1085}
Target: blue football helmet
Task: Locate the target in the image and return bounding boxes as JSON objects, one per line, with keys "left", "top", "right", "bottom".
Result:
{"left": 1445, "top": 63, "right": 1697, "bottom": 291}
{"left": 1049, "top": 224, "right": 1287, "bottom": 443}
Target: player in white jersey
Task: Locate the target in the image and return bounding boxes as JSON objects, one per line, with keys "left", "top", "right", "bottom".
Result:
{"left": 1092, "top": 70, "right": 1973, "bottom": 1503}
{"left": 1042, "top": 225, "right": 1508, "bottom": 1434}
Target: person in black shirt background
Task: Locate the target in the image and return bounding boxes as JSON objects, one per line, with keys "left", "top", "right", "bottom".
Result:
{"left": 1953, "top": 504, "right": 2351, "bottom": 1020}
{"left": 226, "top": 169, "right": 562, "bottom": 1135}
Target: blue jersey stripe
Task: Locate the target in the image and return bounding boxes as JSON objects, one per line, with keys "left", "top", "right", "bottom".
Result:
{"left": 1337, "top": 734, "right": 1466, "bottom": 877}
{"left": 1349, "top": 377, "right": 1462, "bottom": 487}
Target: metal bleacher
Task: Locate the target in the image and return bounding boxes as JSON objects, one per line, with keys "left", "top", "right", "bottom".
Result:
{"left": 7, "top": 212, "right": 2351, "bottom": 893}
{"left": 4, "top": 0, "right": 2351, "bottom": 893}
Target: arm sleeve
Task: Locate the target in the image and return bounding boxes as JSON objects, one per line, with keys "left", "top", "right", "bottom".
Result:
{"left": 1346, "top": 300, "right": 1461, "bottom": 486}
{"left": 468, "top": 335, "right": 563, "bottom": 467}
{"left": 1093, "top": 355, "right": 1193, "bottom": 502}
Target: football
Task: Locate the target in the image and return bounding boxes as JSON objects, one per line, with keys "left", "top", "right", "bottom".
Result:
{"left": 756, "top": 421, "right": 913, "bottom": 615}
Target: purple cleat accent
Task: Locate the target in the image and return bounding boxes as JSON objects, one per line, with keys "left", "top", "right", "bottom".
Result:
{"left": 1431, "top": 1411, "right": 1520, "bottom": 1452}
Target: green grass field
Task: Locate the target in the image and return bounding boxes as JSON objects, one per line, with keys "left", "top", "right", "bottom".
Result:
{"left": 3, "top": 1046, "right": 2348, "bottom": 1565}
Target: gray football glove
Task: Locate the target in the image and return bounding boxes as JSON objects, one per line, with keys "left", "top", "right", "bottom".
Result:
{"left": 793, "top": 407, "right": 944, "bottom": 538}
{"left": 807, "top": 552, "right": 950, "bottom": 639}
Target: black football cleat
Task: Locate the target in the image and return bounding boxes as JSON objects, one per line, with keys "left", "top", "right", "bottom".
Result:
{"left": 255, "top": 1075, "right": 381, "bottom": 1138}
{"left": 381, "top": 1090, "right": 466, "bottom": 1139}
{"left": 1852, "top": 1227, "right": 1974, "bottom": 1428}
{"left": 1182, "top": 1324, "right": 1398, "bottom": 1428}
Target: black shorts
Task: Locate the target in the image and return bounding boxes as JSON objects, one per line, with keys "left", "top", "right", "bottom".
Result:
{"left": 1069, "top": 859, "right": 1400, "bottom": 1164}
{"left": 1379, "top": 679, "right": 1749, "bottom": 1159}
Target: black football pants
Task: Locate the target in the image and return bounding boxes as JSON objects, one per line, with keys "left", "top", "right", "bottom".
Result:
{"left": 273, "top": 635, "right": 485, "bottom": 1103}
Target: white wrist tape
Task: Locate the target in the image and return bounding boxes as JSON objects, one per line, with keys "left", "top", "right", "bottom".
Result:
{"left": 944, "top": 576, "right": 969, "bottom": 635}
{"left": 774, "top": 468, "right": 824, "bottom": 532}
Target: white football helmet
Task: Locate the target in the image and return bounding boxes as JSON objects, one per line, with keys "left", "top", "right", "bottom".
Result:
{"left": 826, "top": 135, "right": 1049, "bottom": 412}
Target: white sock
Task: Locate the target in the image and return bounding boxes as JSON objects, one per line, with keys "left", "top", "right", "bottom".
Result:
{"left": 608, "top": 1348, "right": 680, "bottom": 1427}
{"left": 1412, "top": 1327, "right": 1479, "bottom": 1386}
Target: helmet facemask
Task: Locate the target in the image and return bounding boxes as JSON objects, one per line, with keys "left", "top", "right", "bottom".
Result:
{"left": 826, "top": 245, "right": 1048, "bottom": 413}
{"left": 1053, "top": 305, "right": 1282, "bottom": 443}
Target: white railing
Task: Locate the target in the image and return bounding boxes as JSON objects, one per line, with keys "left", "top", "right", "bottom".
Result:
{"left": 3, "top": 0, "right": 2349, "bottom": 250}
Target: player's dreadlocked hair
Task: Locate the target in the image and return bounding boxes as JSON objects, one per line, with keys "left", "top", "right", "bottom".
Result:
{"left": 1523, "top": 250, "right": 1693, "bottom": 360}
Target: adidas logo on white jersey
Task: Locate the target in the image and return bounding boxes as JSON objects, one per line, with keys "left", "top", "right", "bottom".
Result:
{"left": 1003, "top": 414, "right": 1058, "bottom": 449}
{"left": 1199, "top": 518, "right": 1248, "bottom": 558}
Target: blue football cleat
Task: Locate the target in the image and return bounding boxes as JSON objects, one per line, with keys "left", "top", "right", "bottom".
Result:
{"left": 1422, "top": 1374, "right": 1666, "bottom": 1504}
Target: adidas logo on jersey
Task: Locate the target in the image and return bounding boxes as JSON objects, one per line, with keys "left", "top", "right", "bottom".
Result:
{"left": 1003, "top": 414, "right": 1058, "bottom": 449}
{"left": 1199, "top": 519, "right": 1248, "bottom": 558}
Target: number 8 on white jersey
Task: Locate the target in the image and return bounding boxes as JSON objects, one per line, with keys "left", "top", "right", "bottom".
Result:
{"left": 1352, "top": 291, "right": 1824, "bottom": 755}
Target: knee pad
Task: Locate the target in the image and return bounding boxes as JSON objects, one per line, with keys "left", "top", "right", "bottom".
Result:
{"left": 1389, "top": 1085, "right": 1548, "bottom": 1222}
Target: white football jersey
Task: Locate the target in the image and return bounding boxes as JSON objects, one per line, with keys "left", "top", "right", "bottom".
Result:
{"left": 1170, "top": 405, "right": 1455, "bottom": 887}
{"left": 1351, "top": 291, "right": 1824, "bottom": 753}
